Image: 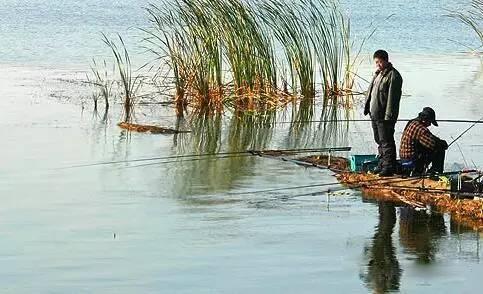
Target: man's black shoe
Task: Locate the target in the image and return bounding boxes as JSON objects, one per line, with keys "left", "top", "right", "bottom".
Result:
{"left": 372, "top": 166, "right": 383, "bottom": 174}
{"left": 379, "top": 169, "right": 394, "bottom": 177}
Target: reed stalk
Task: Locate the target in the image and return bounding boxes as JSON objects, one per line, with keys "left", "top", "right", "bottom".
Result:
{"left": 87, "top": 59, "right": 114, "bottom": 112}
{"left": 448, "top": 0, "right": 483, "bottom": 53}
{"left": 102, "top": 34, "right": 144, "bottom": 122}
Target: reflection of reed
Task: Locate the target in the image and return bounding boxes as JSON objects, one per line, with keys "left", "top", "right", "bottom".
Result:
{"left": 399, "top": 207, "right": 446, "bottom": 264}
{"left": 188, "top": 113, "right": 223, "bottom": 154}
{"left": 317, "top": 98, "right": 350, "bottom": 147}
{"left": 227, "top": 111, "right": 276, "bottom": 151}
{"left": 361, "top": 203, "right": 401, "bottom": 294}
{"left": 286, "top": 99, "right": 315, "bottom": 148}
{"left": 170, "top": 101, "right": 350, "bottom": 197}
{"left": 286, "top": 96, "right": 350, "bottom": 149}
{"left": 170, "top": 112, "right": 276, "bottom": 197}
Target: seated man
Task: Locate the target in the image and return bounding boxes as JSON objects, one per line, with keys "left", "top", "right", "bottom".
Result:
{"left": 399, "top": 107, "right": 448, "bottom": 175}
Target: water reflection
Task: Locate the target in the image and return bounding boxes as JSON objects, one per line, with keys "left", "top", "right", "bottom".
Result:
{"left": 167, "top": 107, "right": 352, "bottom": 197}
{"left": 170, "top": 112, "right": 275, "bottom": 197}
{"left": 361, "top": 203, "right": 481, "bottom": 293}
{"left": 361, "top": 202, "right": 402, "bottom": 293}
{"left": 450, "top": 218, "right": 481, "bottom": 262}
{"left": 398, "top": 207, "right": 447, "bottom": 264}
{"left": 285, "top": 101, "right": 350, "bottom": 148}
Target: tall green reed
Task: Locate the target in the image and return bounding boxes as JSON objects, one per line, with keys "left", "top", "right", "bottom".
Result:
{"left": 102, "top": 34, "right": 144, "bottom": 122}
{"left": 87, "top": 59, "right": 114, "bottom": 112}
{"left": 141, "top": 0, "right": 366, "bottom": 117}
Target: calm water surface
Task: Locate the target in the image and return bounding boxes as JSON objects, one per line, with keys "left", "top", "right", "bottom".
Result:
{"left": 1, "top": 0, "right": 483, "bottom": 293}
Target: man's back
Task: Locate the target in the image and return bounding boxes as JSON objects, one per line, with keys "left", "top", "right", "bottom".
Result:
{"left": 400, "top": 120, "right": 437, "bottom": 159}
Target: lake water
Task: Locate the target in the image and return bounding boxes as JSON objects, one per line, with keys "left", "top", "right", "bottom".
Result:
{"left": 1, "top": 0, "right": 482, "bottom": 293}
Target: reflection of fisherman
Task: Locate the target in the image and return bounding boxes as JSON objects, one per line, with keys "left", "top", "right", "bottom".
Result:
{"left": 399, "top": 207, "right": 446, "bottom": 264}
{"left": 399, "top": 107, "right": 448, "bottom": 175}
{"left": 361, "top": 203, "right": 401, "bottom": 293}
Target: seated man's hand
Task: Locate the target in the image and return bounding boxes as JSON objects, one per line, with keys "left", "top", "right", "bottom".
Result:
{"left": 439, "top": 139, "right": 449, "bottom": 150}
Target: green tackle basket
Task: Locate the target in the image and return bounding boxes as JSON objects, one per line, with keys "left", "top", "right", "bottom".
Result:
{"left": 349, "top": 155, "right": 378, "bottom": 172}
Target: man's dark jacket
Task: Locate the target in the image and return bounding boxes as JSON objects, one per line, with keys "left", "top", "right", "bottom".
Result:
{"left": 364, "top": 63, "right": 403, "bottom": 121}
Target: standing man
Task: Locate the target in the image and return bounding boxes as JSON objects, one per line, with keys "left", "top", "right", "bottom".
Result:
{"left": 364, "top": 50, "right": 403, "bottom": 176}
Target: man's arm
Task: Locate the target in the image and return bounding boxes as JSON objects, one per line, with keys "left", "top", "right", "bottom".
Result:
{"left": 363, "top": 76, "right": 376, "bottom": 116}
{"left": 384, "top": 71, "right": 403, "bottom": 121}
{"left": 417, "top": 128, "right": 438, "bottom": 150}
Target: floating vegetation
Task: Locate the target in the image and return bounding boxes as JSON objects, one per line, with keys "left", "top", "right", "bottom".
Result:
{"left": 298, "top": 154, "right": 349, "bottom": 170}
{"left": 117, "top": 122, "right": 190, "bottom": 134}
{"left": 337, "top": 172, "right": 483, "bottom": 230}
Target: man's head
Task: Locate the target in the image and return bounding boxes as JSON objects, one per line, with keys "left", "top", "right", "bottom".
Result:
{"left": 418, "top": 107, "right": 438, "bottom": 127}
{"left": 373, "top": 50, "right": 389, "bottom": 72}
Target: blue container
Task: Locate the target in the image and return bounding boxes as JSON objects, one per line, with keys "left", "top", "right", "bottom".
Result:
{"left": 349, "top": 155, "right": 378, "bottom": 172}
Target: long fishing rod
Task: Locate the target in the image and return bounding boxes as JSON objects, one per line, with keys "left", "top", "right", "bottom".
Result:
{"left": 125, "top": 154, "right": 254, "bottom": 169}
{"left": 245, "top": 170, "right": 483, "bottom": 207}
{"left": 227, "top": 181, "right": 342, "bottom": 196}
{"left": 277, "top": 118, "right": 483, "bottom": 125}
{"left": 283, "top": 179, "right": 483, "bottom": 204}
{"left": 250, "top": 148, "right": 480, "bottom": 187}
{"left": 229, "top": 169, "right": 479, "bottom": 196}
{"left": 125, "top": 147, "right": 352, "bottom": 169}
{"left": 235, "top": 148, "right": 481, "bottom": 196}
{"left": 448, "top": 116, "right": 483, "bottom": 148}
{"left": 63, "top": 147, "right": 352, "bottom": 169}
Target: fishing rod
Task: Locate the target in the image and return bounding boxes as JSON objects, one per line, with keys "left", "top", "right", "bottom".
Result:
{"left": 63, "top": 146, "right": 352, "bottom": 169}
{"left": 234, "top": 149, "right": 481, "bottom": 196}
{"left": 247, "top": 170, "right": 483, "bottom": 207}
{"left": 126, "top": 147, "right": 352, "bottom": 169}
{"left": 282, "top": 179, "right": 483, "bottom": 206}
{"left": 227, "top": 181, "right": 342, "bottom": 196}
{"left": 125, "top": 154, "right": 254, "bottom": 169}
{"left": 229, "top": 169, "right": 479, "bottom": 196}
{"left": 448, "top": 116, "right": 483, "bottom": 148}
{"left": 277, "top": 118, "right": 483, "bottom": 125}
{"left": 250, "top": 148, "right": 481, "bottom": 187}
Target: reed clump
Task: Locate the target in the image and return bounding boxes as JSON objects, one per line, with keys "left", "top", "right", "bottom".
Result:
{"left": 144, "top": 0, "right": 365, "bottom": 116}
{"left": 87, "top": 59, "right": 114, "bottom": 112}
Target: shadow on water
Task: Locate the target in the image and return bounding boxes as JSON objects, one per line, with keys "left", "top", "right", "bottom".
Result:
{"left": 361, "top": 203, "right": 481, "bottom": 293}
{"left": 360, "top": 202, "right": 402, "bottom": 294}
{"left": 398, "top": 206, "right": 447, "bottom": 264}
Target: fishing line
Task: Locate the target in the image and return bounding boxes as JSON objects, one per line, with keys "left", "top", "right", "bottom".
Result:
{"left": 229, "top": 163, "right": 478, "bottom": 197}
{"left": 325, "top": 182, "right": 483, "bottom": 198}
{"left": 263, "top": 171, "right": 483, "bottom": 202}
{"left": 448, "top": 116, "right": 483, "bottom": 147}
{"left": 124, "top": 153, "right": 254, "bottom": 169}
{"left": 227, "top": 181, "right": 343, "bottom": 196}
{"left": 229, "top": 174, "right": 427, "bottom": 196}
